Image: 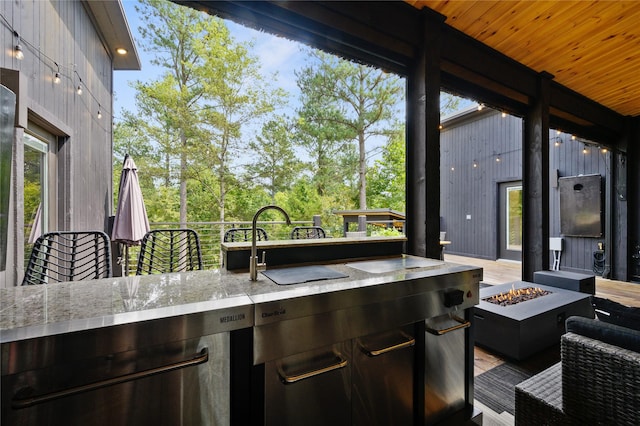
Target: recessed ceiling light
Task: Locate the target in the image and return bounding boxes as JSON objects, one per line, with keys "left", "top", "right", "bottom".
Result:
{"left": 116, "top": 47, "right": 128, "bottom": 55}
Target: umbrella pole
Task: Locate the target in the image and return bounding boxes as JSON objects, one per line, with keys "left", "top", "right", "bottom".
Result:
{"left": 125, "top": 245, "right": 129, "bottom": 276}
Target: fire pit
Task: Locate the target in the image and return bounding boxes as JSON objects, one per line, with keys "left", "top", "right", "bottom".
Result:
{"left": 483, "top": 285, "right": 551, "bottom": 306}
{"left": 474, "top": 281, "right": 593, "bottom": 360}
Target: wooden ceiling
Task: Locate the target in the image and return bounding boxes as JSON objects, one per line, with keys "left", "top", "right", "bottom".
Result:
{"left": 407, "top": 1, "right": 640, "bottom": 117}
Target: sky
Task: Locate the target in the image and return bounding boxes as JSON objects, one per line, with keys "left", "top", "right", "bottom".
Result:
{"left": 113, "top": 0, "right": 309, "bottom": 122}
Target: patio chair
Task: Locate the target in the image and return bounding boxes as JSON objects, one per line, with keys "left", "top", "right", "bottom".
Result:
{"left": 22, "top": 231, "right": 112, "bottom": 285}
{"left": 290, "top": 226, "right": 326, "bottom": 239}
{"left": 223, "top": 227, "right": 268, "bottom": 242}
{"left": 136, "top": 229, "right": 203, "bottom": 275}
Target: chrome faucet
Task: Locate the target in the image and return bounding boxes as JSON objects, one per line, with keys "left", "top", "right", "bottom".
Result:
{"left": 250, "top": 205, "right": 291, "bottom": 281}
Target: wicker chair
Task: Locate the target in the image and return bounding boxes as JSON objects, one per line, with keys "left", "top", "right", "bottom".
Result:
{"left": 22, "top": 231, "right": 112, "bottom": 285}
{"left": 515, "top": 316, "right": 640, "bottom": 425}
{"left": 223, "top": 227, "right": 268, "bottom": 242}
{"left": 136, "top": 229, "right": 203, "bottom": 275}
{"left": 290, "top": 226, "right": 326, "bottom": 239}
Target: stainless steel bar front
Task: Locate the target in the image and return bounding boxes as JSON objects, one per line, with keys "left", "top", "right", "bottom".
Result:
{"left": 277, "top": 353, "right": 348, "bottom": 384}
{"left": 12, "top": 348, "right": 209, "bottom": 409}
{"left": 359, "top": 332, "right": 415, "bottom": 357}
{"left": 425, "top": 314, "right": 470, "bottom": 336}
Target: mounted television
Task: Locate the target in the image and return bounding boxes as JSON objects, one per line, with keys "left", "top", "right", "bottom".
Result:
{"left": 559, "top": 174, "right": 603, "bottom": 237}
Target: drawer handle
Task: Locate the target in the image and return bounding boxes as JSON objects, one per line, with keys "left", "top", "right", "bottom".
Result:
{"left": 425, "top": 315, "right": 470, "bottom": 336}
{"left": 12, "top": 347, "right": 209, "bottom": 409}
{"left": 359, "top": 332, "right": 415, "bottom": 357}
{"left": 278, "top": 353, "right": 348, "bottom": 384}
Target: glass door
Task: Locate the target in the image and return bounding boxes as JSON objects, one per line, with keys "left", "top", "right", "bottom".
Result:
{"left": 499, "top": 182, "right": 522, "bottom": 261}
{"left": 23, "top": 133, "right": 48, "bottom": 266}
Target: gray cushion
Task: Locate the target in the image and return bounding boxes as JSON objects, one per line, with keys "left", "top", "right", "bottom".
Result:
{"left": 566, "top": 315, "right": 640, "bottom": 352}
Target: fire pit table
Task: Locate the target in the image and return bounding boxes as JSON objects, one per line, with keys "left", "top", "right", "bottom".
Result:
{"left": 474, "top": 281, "right": 593, "bottom": 360}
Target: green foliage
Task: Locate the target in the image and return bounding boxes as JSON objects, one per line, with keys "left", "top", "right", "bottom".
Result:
{"left": 246, "top": 117, "right": 303, "bottom": 201}
{"left": 295, "top": 50, "right": 404, "bottom": 209}
{"left": 367, "top": 124, "right": 406, "bottom": 212}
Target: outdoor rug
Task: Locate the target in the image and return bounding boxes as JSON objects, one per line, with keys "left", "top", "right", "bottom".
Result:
{"left": 474, "top": 362, "right": 532, "bottom": 415}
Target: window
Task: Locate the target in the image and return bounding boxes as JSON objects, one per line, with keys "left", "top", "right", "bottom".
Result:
{"left": 23, "top": 131, "right": 50, "bottom": 265}
{"left": 506, "top": 185, "right": 523, "bottom": 251}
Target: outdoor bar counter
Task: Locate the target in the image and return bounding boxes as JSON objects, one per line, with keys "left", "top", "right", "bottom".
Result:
{"left": 1, "top": 251, "right": 482, "bottom": 426}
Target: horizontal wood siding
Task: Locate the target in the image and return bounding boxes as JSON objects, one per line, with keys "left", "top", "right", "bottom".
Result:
{"left": 0, "top": 0, "right": 114, "bottom": 286}
{"left": 441, "top": 109, "right": 609, "bottom": 274}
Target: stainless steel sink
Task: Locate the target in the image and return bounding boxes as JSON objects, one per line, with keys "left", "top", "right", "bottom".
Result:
{"left": 261, "top": 265, "right": 348, "bottom": 285}
{"left": 345, "top": 255, "right": 443, "bottom": 274}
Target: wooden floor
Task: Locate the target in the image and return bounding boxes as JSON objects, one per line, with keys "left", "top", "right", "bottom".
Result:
{"left": 444, "top": 254, "right": 640, "bottom": 426}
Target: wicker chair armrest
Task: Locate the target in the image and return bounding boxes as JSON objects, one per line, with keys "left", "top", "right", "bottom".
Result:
{"left": 561, "top": 332, "right": 640, "bottom": 425}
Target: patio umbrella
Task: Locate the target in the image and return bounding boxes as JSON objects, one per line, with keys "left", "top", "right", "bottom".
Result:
{"left": 112, "top": 154, "right": 150, "bottom": 275}
{"left": 27, "top": 203, "right": 42, "bottom": 244}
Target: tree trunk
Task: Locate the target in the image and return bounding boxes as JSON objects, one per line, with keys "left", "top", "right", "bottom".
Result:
{"left": 180, "top": 131, "right": 187, "bottom": 226}
{"left": 359, "top": 131, "right": 367, "bottom": 210}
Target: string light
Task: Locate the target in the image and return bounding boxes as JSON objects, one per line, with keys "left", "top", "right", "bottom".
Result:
{"left": 1, "top": 14, "right": 110, "bottom": 122}
{"left": 501, "top": 111, "right": 506, "bottom": 118}
{"left": 14, "top": 43, "right": 23, "bottom": 60}
{"left": 13, "top": 30, "right": 23, "bottom": 60}
{"left": 53, "top": 62, "right": 61, "bottom": 84}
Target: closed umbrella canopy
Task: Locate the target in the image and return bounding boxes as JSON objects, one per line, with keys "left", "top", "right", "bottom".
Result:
{"left": 27, "top": 203, "right": 42, "bottom": 244}
{"left": 112, "top": 154, "right": 150, "bottom": 246}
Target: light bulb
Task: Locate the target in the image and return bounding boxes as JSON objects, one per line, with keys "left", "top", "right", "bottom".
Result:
{"left": 14, "top": 44, "right": 23, "bottom": 60}
{"left": 97, "top": 110, "right": 102, "bottom": 119}
{"left": 76, "top": 85, "right": 82, "bottom": 95}
{"left": 53, "top": 72, "right": 61, "bottom": 84}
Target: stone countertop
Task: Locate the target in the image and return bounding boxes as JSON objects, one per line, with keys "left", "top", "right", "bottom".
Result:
{"left": 0, "top": 255, "right": 480, "bottom": 344}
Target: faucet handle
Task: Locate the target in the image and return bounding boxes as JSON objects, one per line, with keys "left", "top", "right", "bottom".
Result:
{"left": 257, "top": 251, "right": 267, "bottom": 271}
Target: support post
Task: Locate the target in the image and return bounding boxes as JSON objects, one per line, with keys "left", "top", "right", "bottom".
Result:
{"left": 522, "top": 72, "right": 552, "bottom": 281}
{"left": 406, "top": 9, "right": 444, "bottom": 259}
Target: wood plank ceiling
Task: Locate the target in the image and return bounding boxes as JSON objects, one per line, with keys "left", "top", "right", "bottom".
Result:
{"left": 408, "top": 1, "right": 640, "bottom": 118}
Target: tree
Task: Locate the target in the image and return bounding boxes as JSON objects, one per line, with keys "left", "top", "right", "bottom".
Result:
{"left": 187, "top": 17, "right": 286, "bottom": 232}
{"left": 134, "top": 0, "right": 208, "bottom": 225}
{"left": 133, "top": 0, "right": 285, "bottom": 233}
{"left": 367, "top": 124, "right": 406, "bottom": 212}
{"left": 245, "top": 117, "right": 302, "bottom": 202}
{"left": 296, "top": 50, "right": 404, "bottom": 209}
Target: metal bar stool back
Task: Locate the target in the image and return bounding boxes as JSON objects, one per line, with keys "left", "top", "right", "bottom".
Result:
{"left": 22, "top": 231, "right": 112, "bottom": 285}
{"left": 136, "top": 229, "right": 203, "bottom": 275}
{"left": 223, "top": 227, "right": 268, "bottom": 242}
{"left": 290, "top": 226, "right": 326, "bottom": 239}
